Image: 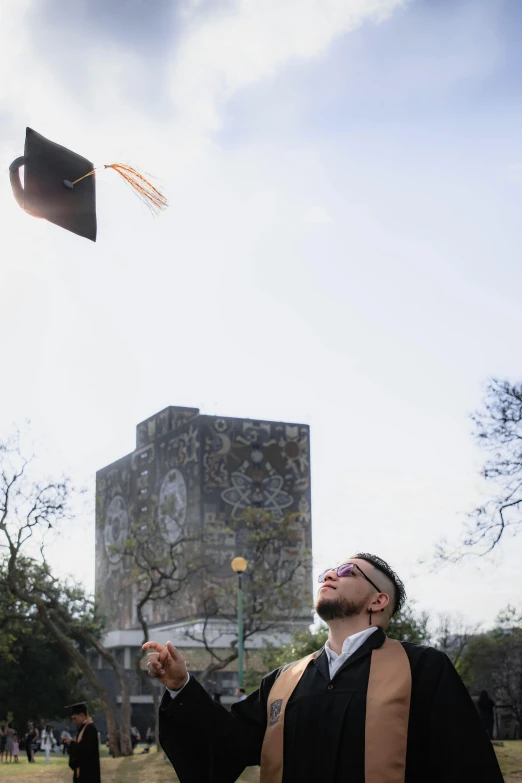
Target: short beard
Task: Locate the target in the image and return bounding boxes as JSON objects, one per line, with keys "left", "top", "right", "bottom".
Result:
{"left": 315, "top": 594, "right": 367, "bottom": 622}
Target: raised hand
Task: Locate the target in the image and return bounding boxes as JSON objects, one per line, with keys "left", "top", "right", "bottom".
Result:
{"left": 142, "top": 641, "right": 189, "bottom": 691}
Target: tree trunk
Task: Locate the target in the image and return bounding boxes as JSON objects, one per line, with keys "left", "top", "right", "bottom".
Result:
{"left": 135, "top": 607, "right": 161, "bottom": 751}
{"left": 87, "top": 635, "right": 133, "bottom": 756}
{"left": 135, "top": 652, "right": 161, "bottom": 751}
{"left": 34, "top": 605, "right": 122, "bottom": 757}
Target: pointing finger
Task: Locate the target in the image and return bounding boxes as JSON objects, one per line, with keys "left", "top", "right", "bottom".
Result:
{"left": 142, "top": 641, "right": 165, "bottom": 653}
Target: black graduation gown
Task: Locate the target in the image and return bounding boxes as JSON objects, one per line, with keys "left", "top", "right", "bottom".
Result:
{"left": 159, "top": 629, "right": 504, "bottom": 783}
{"left": 68, "top": 722, "right": 101, "bottom": 783}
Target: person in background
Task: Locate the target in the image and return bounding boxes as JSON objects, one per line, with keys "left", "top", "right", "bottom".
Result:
{"left": 40, "top": 724, "right": 56, "bottom": 764}
{"left": 4, "top": 723, "right": 15, "bottom": 763}
{"left": 478, "top": 690, "right": 496, "bottom": 739}
{"left": 235, "top": 687, "right": 247, "bottom": 702}
{"left": 146, "top": 727, "right": 154, "bottom": 747}
{"left": 0, "top": 722, "right": 6, "bottom": 763}
{"left": 25, "top": 721, "right": 39, "bottom": 763}
{"left": 130, "top": 725, "right": 140, "bottom": 752}
{"left": 63, "top": 703, "right": 101, "bottom": 783}
{"left": 12, "top": 733, "right": 19, "bottom": 763}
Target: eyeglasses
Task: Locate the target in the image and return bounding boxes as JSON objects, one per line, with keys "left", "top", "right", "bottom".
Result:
{"left": 318, "top": 562, "right": 383, "bottom": 594}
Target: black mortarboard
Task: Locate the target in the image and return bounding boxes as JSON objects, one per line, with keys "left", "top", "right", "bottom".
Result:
{"left": 10, "top": 128, "right": 97, "bottom": 241}
{"left": 65, "top": 702, "right": 88, "bottom": 716}
{"left": 9, "top": 127, "right": 167, "bottom": 242}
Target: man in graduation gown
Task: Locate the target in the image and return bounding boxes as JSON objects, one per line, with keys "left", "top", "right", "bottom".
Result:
{"left": 144, "top": 552, "right": 504, "bottom": 783}
{"left": 64, "top": 704, "right": 101, "bottom": 783}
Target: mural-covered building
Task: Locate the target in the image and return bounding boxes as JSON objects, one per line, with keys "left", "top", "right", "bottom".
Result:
{"left": 93, "top": 406, "right": 312, "bottom": 730}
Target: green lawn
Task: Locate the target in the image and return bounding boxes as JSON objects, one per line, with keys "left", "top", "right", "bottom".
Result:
{"left": 1, "top": 742, "right": 519, "bottom": 781}
{"left": 495, "top": 740, "right": 522, "bottom": 780}
{"left": 0, "top": 746, "right": 260, "bottom": 782}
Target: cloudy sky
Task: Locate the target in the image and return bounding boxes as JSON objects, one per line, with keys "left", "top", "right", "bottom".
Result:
{"left": 2, "top": 0, "right": 522, "bottom": 629}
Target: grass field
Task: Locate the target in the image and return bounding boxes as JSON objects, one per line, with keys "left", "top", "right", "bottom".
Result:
{"left": 0, "top": 742, "right": 520, "bottom": 781}
{"left": 496, "top": 740, "right": 522, "bottom": 781}
{"left": 0, "top": 746, "right": 260, "bottom": 782}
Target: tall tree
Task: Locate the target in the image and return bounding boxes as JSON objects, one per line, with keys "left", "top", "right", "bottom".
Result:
{"left": 184, "top": 508, "right": 311, "bottom": 687}
{"left": 0, "top": 431, "right": 132, "bottom": 756}
{"left": 460, "top": 607, "right": 522, "bottom": 725}
{"left": 387, "top": 603, "right": 431, "bottom": 644}
{"left": 0, "top": 581, "right": 83, "bottom": 729}
{"left": 439, "top": 379, "right": 522, "bottom": 559}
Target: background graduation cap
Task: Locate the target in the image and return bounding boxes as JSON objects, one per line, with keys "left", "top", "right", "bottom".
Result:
{"left": 65, "top": 702, "right": 89, "bottom": 716}
{"left": 9, "top": 128, "right": 168, "bottom": 242}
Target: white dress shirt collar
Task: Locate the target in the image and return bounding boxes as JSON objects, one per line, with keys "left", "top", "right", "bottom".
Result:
{"left": 324, "top": 626, "right": 379, "bottom": 678}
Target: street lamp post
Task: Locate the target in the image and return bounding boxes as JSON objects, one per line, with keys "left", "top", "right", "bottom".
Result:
{"left": 231, "top": 556, "right": 248, "bottom": 689}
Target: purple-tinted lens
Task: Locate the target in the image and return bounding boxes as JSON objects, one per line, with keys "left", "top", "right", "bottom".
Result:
{"left": 337, "top": 563, "right": 355, "bottom": 578}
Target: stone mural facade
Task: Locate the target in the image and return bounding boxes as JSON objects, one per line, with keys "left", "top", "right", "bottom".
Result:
{"left": 95, "top": 406, "right": 312, "bottom": 632}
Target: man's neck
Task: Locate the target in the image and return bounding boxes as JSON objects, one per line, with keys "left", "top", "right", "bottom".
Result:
{"left": 327, "top": 617, "right": 381, "bottom": 655}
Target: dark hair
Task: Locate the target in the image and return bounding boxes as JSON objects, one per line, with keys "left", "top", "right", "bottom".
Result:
{"left": 354, "top": 553, "right": 406, "bottom": 615}
{"left": 239, "top": 687, "right": 246, "bottom": 694}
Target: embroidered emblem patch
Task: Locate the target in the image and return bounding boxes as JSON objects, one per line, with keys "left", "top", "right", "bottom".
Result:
{"left": 269, "top": 699, "right": 283, "bottom": 726}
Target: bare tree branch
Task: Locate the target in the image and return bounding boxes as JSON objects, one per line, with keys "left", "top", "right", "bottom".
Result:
{"left": 436, "top": 379, "right": 522, "bottom": 561}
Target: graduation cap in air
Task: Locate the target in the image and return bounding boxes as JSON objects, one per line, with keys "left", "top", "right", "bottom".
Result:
{"left": 9, "top": 127, "right": 167, "bottom": 242}
{"left": 65, "top": 702, "right": 89, "bottom": 716}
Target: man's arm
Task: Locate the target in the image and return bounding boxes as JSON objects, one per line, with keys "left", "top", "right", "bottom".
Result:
{"left": 145, "top": 638, "right": 279, "bottom": 782}
{"left": 159, "top": 671, "right": 277, "bottom": 783}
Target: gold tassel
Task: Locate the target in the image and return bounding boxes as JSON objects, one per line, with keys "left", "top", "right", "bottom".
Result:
{"left": 69, "top": 164, "right": 168, "bottom": 215}
{"left": 104, "top": 163, "right": 168, "bottom": 215}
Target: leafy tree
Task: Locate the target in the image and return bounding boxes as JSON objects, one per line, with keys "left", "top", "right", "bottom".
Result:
{"left": 0, "top": 431, "right": 132, "bottom": 756}
{"left": 185, "top": 508, "right": 311, "bottom": 687}
{"left": 387, "top": 603, "right": 430, "bottom": 644}
{"left": 459, "top": 607, "right": 522, "bottom": 725}
{"left": 0, "top": 583, "right": 83, "bottom": 729}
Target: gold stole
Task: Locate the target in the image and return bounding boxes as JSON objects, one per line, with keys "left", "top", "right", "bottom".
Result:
{"left": 260, "top": 637, "right": 411, "bottom": 783}
{"left": 75, "top": 718, "right": 93, "bottom": 779}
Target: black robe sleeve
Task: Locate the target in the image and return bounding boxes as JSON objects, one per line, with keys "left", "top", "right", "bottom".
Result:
{"left": 159, "top": 673, "right": 277, "bottom": 783}
{"left": 424, "top": 651, "right": 504, "bottom": 782}
{"left": 68, "top": 723, "right": 101, "bottom": 783}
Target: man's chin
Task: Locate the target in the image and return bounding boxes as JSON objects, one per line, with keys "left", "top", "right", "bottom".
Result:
{"left": 315, "top": 595, "right": 366, "bottom": 621}
{"left": 315, "top": 594, "right": 335, "bottom": 610}
{"left": 315, "top": 596, "right": 343, "bottom": 621}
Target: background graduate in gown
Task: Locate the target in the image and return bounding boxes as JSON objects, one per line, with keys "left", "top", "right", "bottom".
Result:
{"left": 64, "top": 703, "right": 101, "bottom": 783}
{"left": 145, "top": 552, "right": 504, "bottom": 783}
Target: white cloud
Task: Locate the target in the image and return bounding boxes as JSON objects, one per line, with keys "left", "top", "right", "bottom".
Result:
{"left": 0, "top": 0, "right": 405, "bottom": 180}
{"left": 170, "top": 0, "right": 405, "bottom": 133}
